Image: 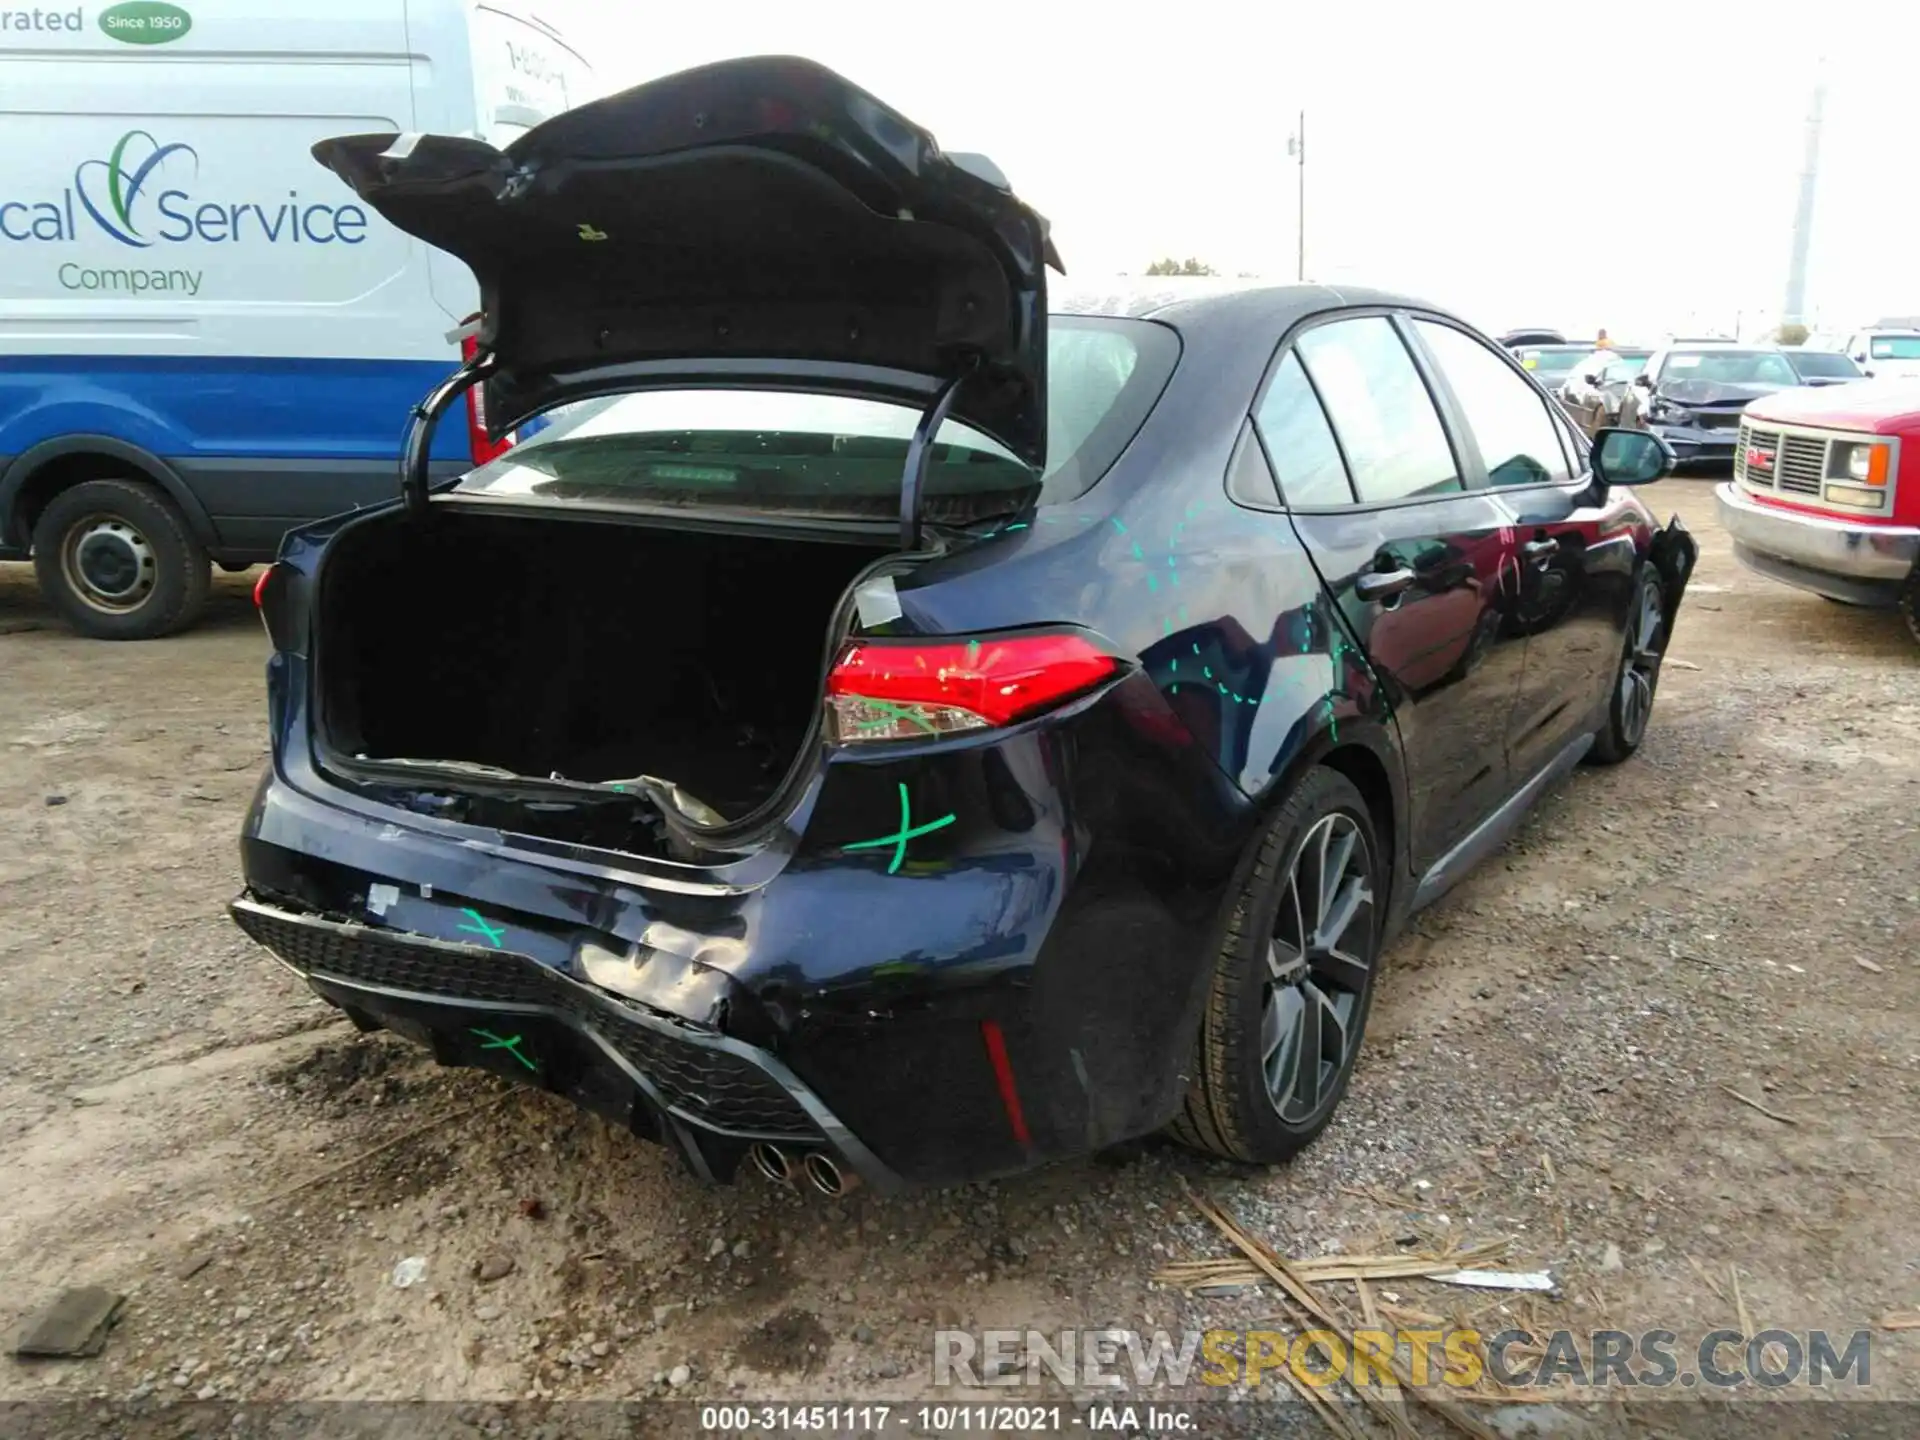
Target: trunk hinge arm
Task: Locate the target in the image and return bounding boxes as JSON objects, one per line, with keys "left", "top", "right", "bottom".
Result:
{"left": 899, "top": 363, "right": 978, "bottom": 550}
{"left": 400, "top": 354, "right": 497, "bottom": 519}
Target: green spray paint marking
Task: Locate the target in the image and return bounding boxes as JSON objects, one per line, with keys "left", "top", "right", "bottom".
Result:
{"left": 965, "top": 637, "right": 982, "bottom": 665}
{"left": 457, "top": 909, "right": 507, "bottom": 949}
{"left": 842, "top": 783, "right": 957, "bottom": 874}
{"left": 471, "top": 1028, "right": 538, "bottom": 1073}
{"left": 850, "top": 698, "right": 941, "bottom": 736}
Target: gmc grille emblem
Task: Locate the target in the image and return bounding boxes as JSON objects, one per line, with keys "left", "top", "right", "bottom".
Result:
{"left": 1746, "top": 446, "right": 1774, "bottom": 470}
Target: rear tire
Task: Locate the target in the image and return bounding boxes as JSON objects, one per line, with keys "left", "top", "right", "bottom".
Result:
{"left": 32, "top": 479, "right": 210, "bottom": 640}
{"left": 1171, "top": 768, "right": 1384, "bottom": 1164}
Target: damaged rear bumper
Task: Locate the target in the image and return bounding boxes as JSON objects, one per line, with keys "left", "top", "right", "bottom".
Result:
{"left": 231, "top": 895, "right": 902, "bottom": 1192}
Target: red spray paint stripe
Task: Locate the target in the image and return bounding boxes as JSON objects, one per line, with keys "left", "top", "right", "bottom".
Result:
{"left": 979, "top": 1019, "right": 1032, "bottom": 1148}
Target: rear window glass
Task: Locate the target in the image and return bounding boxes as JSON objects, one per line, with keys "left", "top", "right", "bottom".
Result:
{"left": 1519, "top": 348, "right": 1585, "bottom": 375}
{"left": 457, "top": 317, "right": 1179, "bottom": 522}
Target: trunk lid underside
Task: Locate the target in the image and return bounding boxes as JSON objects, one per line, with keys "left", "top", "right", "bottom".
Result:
{"left": 310, "top": 54, "right": 1062, "bottom": 468}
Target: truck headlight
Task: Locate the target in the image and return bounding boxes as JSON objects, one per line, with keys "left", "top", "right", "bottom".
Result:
{"left": 1830, "top": 440, "right": 1891, "bottom": 486}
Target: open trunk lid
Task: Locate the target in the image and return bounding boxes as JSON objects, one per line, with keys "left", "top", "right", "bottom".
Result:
{"left": 311, "top": 54, "right": 1061, "bottom": 472}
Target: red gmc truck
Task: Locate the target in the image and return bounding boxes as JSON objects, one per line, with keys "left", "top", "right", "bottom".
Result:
{"left": 1715, "top": 383, "right": 1920, "bottom": 644}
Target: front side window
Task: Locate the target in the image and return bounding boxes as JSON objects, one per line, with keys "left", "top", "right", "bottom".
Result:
{"left": 1252, "top": 352, "right": 1353, "bottom": 506}
{"left": 1869, "top": 336, "right": 1920, "bottom": 360}
{"left": 1294, "top": 317, "right": 1460, "bottom": 504}
{"left": 1415, "top": 321, "right": 1571, "bottom": 489}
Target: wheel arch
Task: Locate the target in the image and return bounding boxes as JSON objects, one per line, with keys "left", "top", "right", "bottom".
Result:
{"left": 1253, "top": 714, "right": 1409, "bottom": 921}
{"left": 0, "top": 436, "right": 218, "bottom": 552}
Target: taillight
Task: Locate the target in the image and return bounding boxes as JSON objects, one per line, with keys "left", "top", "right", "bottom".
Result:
{"left": 253, "top": 563, "right": 292, "bottom": 651}
{"left": 461, "top": 329, "right": 513, "bottom": 465}
{"left": 826, "top": 630, "right": 1119, "bottom": 743}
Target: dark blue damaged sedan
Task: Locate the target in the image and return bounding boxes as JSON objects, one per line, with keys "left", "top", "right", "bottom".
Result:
{"left": 232, "top": 56, "right": 1698, "bottom": 1192}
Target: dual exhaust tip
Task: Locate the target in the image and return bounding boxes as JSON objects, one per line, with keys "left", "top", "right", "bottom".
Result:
{"left": 748, "top": 1142, "right": 858, "bottom": 1197}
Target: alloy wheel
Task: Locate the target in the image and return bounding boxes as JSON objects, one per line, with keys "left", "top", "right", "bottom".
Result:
{"left": 1260, "top": 813, "right": 1377, "bottom": 1124}
{"left": 1618, "top": 579, "right": 1665, "bottom": 748}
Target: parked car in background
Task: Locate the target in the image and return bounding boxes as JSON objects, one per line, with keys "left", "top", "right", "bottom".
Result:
{"left": 0, "top": 0, "right": 595, "bottom": 639}
{"left": 1621, "top": 345, "right": 1801, "bottom": 465}
{"left": 1784, "top": 350, "right": 1865, "bottom": 386}
{"left": 1562, "top": 348, "right": 1653, "bottom": 431}
{"left": 1845, "top": 329, "right": 1920, "bottom": 381}
{"left": 1515, "top": 343, "right": 1596, "bottom": 397}
{"left": 1498, "top": 328, "right": 1567, "bottom": 347}
{"left": 1717, "top": 384, "right": 1920, "bottom": 643}
{"left": 228, "top": 56, "right": 1698, "bottom": 1193}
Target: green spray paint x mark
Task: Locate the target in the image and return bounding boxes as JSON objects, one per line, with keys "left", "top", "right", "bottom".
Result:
{"left": 471, "top": 1028, "right": 537, "bottom": 1073}
{"left": 851, "top": 698, "right": 942, "bottom": 736}
{"left": 842, "top": 783, "right": 956, "bottom": 874}
{"left": 457, "top": 908, "right": 507, "bottom": 948}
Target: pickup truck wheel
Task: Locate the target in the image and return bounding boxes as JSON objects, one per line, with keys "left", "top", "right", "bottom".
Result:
{"left": 32, "top": 479, "right": 210, "bottom": 640}
{"left": 1901, "top": 572, "right": 1920, "bottom": 647}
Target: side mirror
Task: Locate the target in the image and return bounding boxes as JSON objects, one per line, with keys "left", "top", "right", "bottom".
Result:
{"left": 1591, "top": 427, "right": 1674, "bottom": 486}
{"left": 1580, "top": 370, "right": 1604, "bottom": 386}
{"left": 1632, "top": 372, "right": 1653, "bottom": 388}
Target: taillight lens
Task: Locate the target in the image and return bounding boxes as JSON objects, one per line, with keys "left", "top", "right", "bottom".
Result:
{"left": 827, "top": 631, "right": 1119, "bottom": 744}
{"left": 461, "top": 330, "right": 513, "bottom": 465}
{"left": 253, "top": 564, "right": 294, "bottom": 651}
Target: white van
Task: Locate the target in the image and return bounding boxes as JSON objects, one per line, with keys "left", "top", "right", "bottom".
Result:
{"left": 0, "top": 0, "right": 594, "bottom": 637}
{"left": 1845, "top": 327, "right": 1920, "bottom": 382}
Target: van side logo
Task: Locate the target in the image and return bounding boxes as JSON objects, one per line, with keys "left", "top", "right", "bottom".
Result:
{"left": 74, "top": 130, "right": 198, "bottom": 247}
{"left": 99, "top": 2, "right": 194, "bottom": 45}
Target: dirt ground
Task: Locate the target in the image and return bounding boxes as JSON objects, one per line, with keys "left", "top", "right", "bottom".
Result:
{"left": 1, "top": 479, "right": 1916, "bottom": 1433}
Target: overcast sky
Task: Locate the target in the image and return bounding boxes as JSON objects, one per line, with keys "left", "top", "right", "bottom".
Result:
{"left": 569, "top": 2, "right": 1917, "bottom": 342}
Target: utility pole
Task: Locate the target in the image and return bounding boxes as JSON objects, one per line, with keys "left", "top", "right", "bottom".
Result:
{"left": 1782, "top": 63, "right": 1827, "bottom": 327}
{"left": 1286, "top": 112, "right": 1305, "bottom": 282}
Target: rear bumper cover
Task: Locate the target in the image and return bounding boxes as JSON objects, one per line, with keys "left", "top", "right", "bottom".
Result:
{"left": 231, "top": 895, "right": 904, "bottom": 1191}
{"left": 1715, "top": 482, "right": 1920, "bottom": 603}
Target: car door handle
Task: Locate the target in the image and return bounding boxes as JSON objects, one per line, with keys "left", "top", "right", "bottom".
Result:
{"left": 1521, "top": 538, "right": 1559, "bottom": 560}
{"left": 1355, "top": 567, "right": 1416, "bottom": 601}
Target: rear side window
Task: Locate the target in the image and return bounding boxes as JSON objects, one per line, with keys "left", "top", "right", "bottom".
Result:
{"left": 1295, "top": 318, "right": 1461, "bottom": 504}
{"left": 1415, "top": 320, "right": 1572, "bottom": 488}
{"left": 1252, "top": 353, "right": 1353, "bottom": 506}
{"left": 456, "top": 316, "right": 1180, "bottom": 520}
